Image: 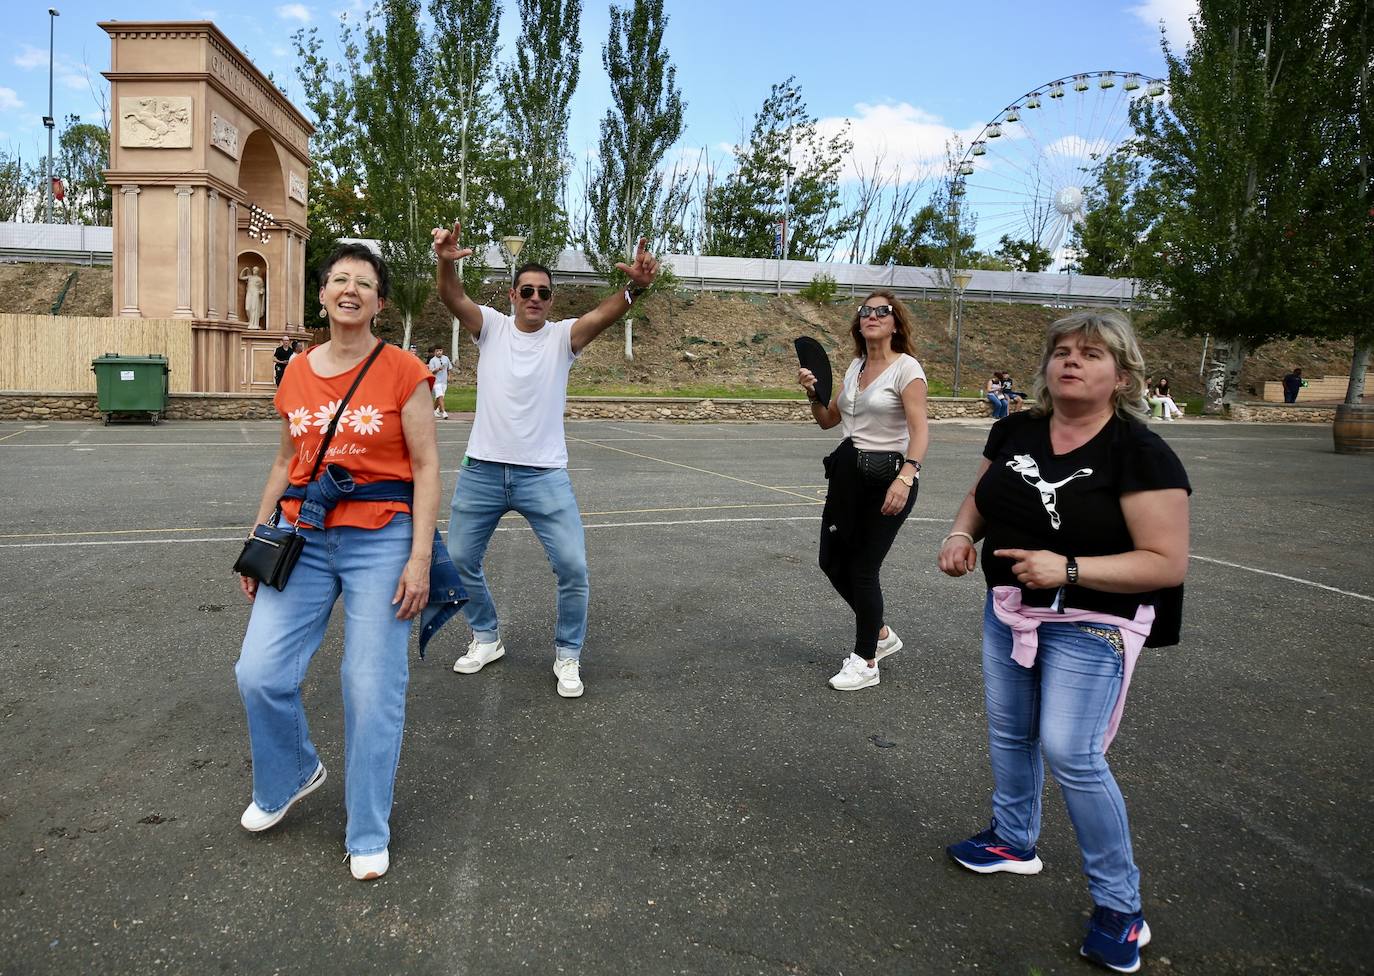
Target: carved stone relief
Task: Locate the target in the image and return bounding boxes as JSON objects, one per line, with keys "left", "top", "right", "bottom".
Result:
{"left": 211, "top": 113, "right": 240, "bottom": 159}
{"left": 119, "top": 96, "right": 193, "bottom": 148}
{"left": 288, "top": 171, "right": 307, "bottom": 204}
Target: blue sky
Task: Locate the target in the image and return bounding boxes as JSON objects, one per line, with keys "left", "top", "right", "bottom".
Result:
{"left": 1, "top": 0, "right": 1195, "bottom": 252}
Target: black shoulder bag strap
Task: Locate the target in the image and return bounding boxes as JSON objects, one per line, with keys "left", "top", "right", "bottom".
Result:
{"left": 274, "top": 339, "right": 387, "bottom": 524}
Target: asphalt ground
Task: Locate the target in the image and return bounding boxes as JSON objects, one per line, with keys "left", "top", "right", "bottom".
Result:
{"left": 0, "top": 416, "right": 1370, "bottom": 976}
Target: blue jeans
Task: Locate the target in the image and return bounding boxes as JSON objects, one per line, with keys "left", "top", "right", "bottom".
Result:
{"left": 449, "top": 459, "right": 588, "bottom": 660}
{"left": 986, "top": 393, "right": 1009, "bottom": 419}
{"left": 235, "top": 515, "right": 413, "bottom": 856}
{"left": 979, "top": 594, "right": 1140, "bottom": 912}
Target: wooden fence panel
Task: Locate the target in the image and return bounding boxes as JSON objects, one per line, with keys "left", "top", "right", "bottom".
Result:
{"left": 0, "top": 314, "right": 194, "bottom": 393}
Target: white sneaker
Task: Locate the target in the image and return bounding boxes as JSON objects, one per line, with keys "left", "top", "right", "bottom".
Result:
{"left": 829, "top": 653, "right": 879, "bottom": 691}
{"left": 875, "top": 627, "right": 903, "bottom": 661}
{"left": 553, "top": 657, "right": 584, "bottom": 698}
{"left": 349, "top": 848, "right": 389, "bottom": 881}
{"left": 441, "top": 410, "right": 449, "bottom": 419}
{"left": 434, "top": 408, "right": 442, "bottom": 417}
{"left": 453, "top": 637, "right": 505, "bottom": 674}
{"left": 240, "top": 762, "right": 326, "bottom": 832}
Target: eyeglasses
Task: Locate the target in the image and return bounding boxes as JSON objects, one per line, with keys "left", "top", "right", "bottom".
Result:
{"left": 518, "top": 285, "right": 553, "bottom": 301}
{"left": 327, "top": 273, "right": 377, "bottom": 291}
{"left": 858, "top": 304, "right": 893, "bottom": 319}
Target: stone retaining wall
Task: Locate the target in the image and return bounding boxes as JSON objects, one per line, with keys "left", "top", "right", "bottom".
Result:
{"left": 1225, "top": 401, "right": 1337, "bottom": 423}
{"left": 0, "top": 391, "right": 1344, "bottom": 424}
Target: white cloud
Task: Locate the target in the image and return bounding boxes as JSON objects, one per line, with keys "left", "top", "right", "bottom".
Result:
{"left": 276, "top": 3, "right": 312, "bottom": 22}
{"left": 816, "top": 102, "right": 983, "bottom": 184}
{"left": 1130, "top": 0, "right": 1197, "bottom": 48}
{"left": 0, "top": 87, "right": 23, "bottom": 111}
{"left": 14, "top": 44, "right": 48, "bottom": 70}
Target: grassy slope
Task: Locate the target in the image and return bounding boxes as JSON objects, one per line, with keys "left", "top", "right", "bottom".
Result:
{"left": 2, "top": 262, "right": 1358, "bottom": 403}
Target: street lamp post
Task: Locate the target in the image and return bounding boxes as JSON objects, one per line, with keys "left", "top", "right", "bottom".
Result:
{"left": 952, "top": 270, "right": 973, "bottom": 397}
{"left": 44, "top": 8, "right": 60, "bottom": 224}
{"left": 500, "top": 236, "right": 527, "bottom": 294}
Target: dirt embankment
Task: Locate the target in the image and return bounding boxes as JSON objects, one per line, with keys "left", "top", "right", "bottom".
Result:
{"left": 1, "top": 261, "right": 1357, "bottom": 398}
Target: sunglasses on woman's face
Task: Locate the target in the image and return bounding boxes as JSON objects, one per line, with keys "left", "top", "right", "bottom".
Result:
{"left": 518, "top": 284, "right": 553, "bottom": 301}
{"left": 858, "top": 304, "right": 893, "bottom": 319}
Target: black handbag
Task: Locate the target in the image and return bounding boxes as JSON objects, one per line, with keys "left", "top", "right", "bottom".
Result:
{"left": 233, "top": 340, "right": 386, "bottom": 591}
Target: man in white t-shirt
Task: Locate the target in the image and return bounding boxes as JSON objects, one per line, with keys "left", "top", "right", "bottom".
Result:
{"left": 431, "top": 221, "right": 659, "bottom": 698}
{"left": 427, "top": 345, "right": 453, "bottom": 418}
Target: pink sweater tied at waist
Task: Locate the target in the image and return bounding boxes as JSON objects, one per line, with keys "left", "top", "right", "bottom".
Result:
{"left": 990, "top": 585, "right": 1155, "bottom": 751}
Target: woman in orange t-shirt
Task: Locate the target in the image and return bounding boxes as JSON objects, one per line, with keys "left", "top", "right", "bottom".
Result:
{"left": 234, "top": 243, "right": 438, "bottom": 882}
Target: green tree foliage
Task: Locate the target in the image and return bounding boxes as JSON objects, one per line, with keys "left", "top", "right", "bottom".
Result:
{"left": 1067, "top": 150, "right": 1146, "bottom": 277}
{"left": 54, "top": 117, "right": 111, "bottom": 226}
{"left": 0, "top": 149, "right": 35, "bottom": 222}
{"left": 582, "top": 0, "right": 687, "bottom": 283}
{"left": 872, "top": 195, "right": 975, "bottom": 271}
{"left": 496, "top": 0, "right": 583, "bottom": 267}
{"left": 993, "top": 234, "right": 1053, "bottom": 273}
{"left": 705, "top": 77, "right": 853, "bottom": 260}
{"left": 348, "top": 0, "right": 447, "bottom": 348}
{"left": 429, "top": 0, "right": 503, "bottom": 292}
{"left": 1130, "top": 0, "right": 1335, "bottom": 404}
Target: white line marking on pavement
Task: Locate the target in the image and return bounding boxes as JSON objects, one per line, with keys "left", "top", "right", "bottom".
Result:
{"left": 1189, "top": 555, "right": 1374, "bottom": 603}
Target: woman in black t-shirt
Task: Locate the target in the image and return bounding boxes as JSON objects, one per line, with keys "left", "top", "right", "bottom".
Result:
{"left": 936, "top": 309, "right": 1190, "bottom": 974}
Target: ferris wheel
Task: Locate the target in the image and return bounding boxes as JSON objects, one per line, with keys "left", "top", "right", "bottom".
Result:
{"left": 951, "top": 71, "right": 1166, "bottom": 270}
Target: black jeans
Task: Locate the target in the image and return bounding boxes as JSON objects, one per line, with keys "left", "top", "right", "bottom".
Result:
{"left": 818, "top": 440, "right": 916, "bottom": 659}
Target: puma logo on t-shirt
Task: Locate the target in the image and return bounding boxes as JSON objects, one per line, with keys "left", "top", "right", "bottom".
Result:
{"left": 1006, "top": 454, "right": 1093, "bottom": 529}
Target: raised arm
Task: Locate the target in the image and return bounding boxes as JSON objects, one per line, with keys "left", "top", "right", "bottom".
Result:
{"left": 570, "top": 237, "right": 659, "bottom": 354}
{"left": 432, "top": 221, "right": 483, "bottom": 338}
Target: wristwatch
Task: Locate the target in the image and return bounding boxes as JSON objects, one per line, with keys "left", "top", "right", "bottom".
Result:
{"left": 624, "top": 285, "right": 647, "bottom": 304}
{"left": 1065, "top": 555, "right": 1079, "bottom": 585}
{"left": 896, "top": 470, "right": 915, "bottom": 487}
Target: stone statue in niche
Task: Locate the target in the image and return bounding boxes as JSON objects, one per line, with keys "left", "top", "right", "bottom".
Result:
{"left": 211, "top": 114, "right": 240, "bottom": 159}
{"left": 119, "top": 96, "right": 193, "bottom": 148}
{"left": 240, "top": 265, "right": 265, "bottom": 329}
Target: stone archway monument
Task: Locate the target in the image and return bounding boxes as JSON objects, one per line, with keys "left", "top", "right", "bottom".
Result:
{"left": 102, "top": 21, "right": 313, "bottom": 392}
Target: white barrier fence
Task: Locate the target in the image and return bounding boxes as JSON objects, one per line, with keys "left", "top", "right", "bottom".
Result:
{"left": 7, "top": 223, "right": 1141, "bottom": 307}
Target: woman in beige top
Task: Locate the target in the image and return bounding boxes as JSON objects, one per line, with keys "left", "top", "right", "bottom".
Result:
{"left": 798, "top": 289, "right": 930, "bottom": 691}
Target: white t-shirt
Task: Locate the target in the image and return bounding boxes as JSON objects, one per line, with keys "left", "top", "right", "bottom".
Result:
{"left": 839, "top": 354, "right": 927, "bottom": 453}
{"left": 428, "top": 355, "right": 453, "bottom": 389}
{"left": 465, "top": 306, "right": 580, "bottom": 468}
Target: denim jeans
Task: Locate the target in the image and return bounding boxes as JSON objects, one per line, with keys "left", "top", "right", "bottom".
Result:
{"left": 235, "top": 515, "right": 413, "bottom": 856}
{"left": 979, "top": 593, "right": 1141, "bottom": 912}
{"left": 449, "top": 459, "right": 589, "bottom": 659}
{"left": 986, "top": 393, "right": 1009, "bottom": 419}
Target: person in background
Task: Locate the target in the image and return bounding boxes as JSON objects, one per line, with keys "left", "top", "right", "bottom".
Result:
{"left": 938, "top": 309, "right": 1190, "bottom": 974}
{"left": 999, "top": 371, "right": 1026, "bottom": 413}
{"left": 1153, "top": 377, "right": 1183, "bottom": 420}
{"left": 1282, "top": 367, "right": 1306, "bottom": 403}
{"left": 273, "top": 336, "right": 293, "bottom": 387}
{"left": 428, "top": 345, "right": 453, "bottom": 419}
{"left": 798, "top": 290, "right": 929, "bottom": 692}
{"left": 985, "top": 372, "right": 1009, "bottom": 419}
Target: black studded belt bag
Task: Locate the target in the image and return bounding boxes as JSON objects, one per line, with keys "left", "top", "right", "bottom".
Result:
{"left": 233, "top": 340, "right": 385, "bottom": 591}
{"left": 855, "top": 448, "right": 904, "bottom": 484}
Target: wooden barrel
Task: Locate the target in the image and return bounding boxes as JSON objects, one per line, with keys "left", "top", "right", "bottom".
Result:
{"left": 1333, "top": 403, "right": 1374, "bottom": 455}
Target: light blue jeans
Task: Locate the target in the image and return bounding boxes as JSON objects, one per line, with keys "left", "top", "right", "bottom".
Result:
{"left": 235, "top": 515, "right": 413, "bottom": 857}
{"left": 449, "top": 458, "right": 588, "bottom": 660}
{"left": 980, "top": 593, "right": 1141, "bottom": 912}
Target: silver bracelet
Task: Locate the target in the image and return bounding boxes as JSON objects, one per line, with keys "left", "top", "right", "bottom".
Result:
{"left": 942, "top": 531, "right": 976, "bottom": 546}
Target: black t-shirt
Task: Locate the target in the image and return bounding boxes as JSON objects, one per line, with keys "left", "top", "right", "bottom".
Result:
{"left": 975, "top": 412, "right": 1191, "bottom": 620}
{"left": 274, "top": 345, "right": 293, "bottom": 366}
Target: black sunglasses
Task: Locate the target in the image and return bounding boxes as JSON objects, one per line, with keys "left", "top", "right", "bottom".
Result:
{"left": 518, "top": 284, "right": 553, "bottom": 301}
{"left": 858, "top": 304, "right": 893, "bottom": 319}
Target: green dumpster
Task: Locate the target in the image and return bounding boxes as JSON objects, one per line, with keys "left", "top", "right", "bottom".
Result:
{"left": 91, "top": 353, "right": 170, "bottom": 425}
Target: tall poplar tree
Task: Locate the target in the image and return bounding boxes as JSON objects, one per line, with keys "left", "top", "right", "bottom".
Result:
{"left": 496, "top": 0, "right": 582, "bottom": 267}
{"left": 1130, "top": 0, "right": 1334, "bottom": 408}
{"left": 582, "top": 0, "right": 687, "bottom": 280}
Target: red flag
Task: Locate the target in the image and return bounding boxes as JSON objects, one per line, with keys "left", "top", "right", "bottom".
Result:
{"left": 51, "top": 177, "right": 64, "bottom": 201}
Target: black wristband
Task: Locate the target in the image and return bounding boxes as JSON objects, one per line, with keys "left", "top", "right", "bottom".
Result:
{"left": 1065, "top": 556, "right": 1079, "bottom": 585}
{"left": 904, "top": 458, "right": 922, "bottom": 473}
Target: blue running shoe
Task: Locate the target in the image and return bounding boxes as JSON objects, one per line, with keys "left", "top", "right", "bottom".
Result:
{"left": 946, "top": 823, "right": 1044, "bottom": 875}
{"left": 1080, "top": 905, "right": 1151, "bottom": 973}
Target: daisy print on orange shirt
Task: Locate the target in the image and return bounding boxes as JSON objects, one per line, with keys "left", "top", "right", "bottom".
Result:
{"left": 347, "top": 404, "right": 383, "bottom": 435}
{"left": 287, "top": 406, "right": 311, "bottom": 437}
